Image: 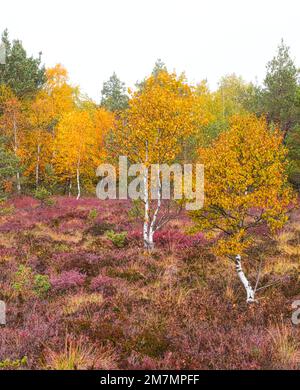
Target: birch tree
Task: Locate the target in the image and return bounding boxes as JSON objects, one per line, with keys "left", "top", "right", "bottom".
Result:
{"left": 110, "top": 70, "right": 205, "bottom": 250}
{"left": 191, "top": 114, "right": 295, "bottom": 303}
{"left": 53, "top": 108, "right": 113, "bottom": 198}
{"left": 24, "top": 91, "right": 53, "bottom": 188}
{"left": 23, "top": 66, "right": 77, "bottom": 188}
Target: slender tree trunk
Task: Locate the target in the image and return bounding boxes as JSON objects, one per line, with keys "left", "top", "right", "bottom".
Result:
{"left": 142, "top": 144, "right": 163, "bottom": 252}
{"left": 76, "top": 166, "right": 81, "bottom": 200}
{"left": 235, "top": 254, "right": 255, "bottom": 303}
{"left": 143, "top": 166, "right": 150, "bottom": 249}
{"left": 36, "top": 143, "right": 41, "bottom": 188}
{"left": 143, "top": 141, "right": 152, "bottom": 250}
{"left": 16, "top": 172, "right": 21, "bottom": 194}
{"left": 147, "top": 164, "right": 161, "bottom": 251}
{"left": 68, "top": 179, "right": 72, "bottom": 197}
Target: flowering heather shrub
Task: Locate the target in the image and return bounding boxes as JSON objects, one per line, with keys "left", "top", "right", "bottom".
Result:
{"left": 0, "top": 304, "right": 62, "bottom": 368}
{"left": 84, "top": 221, "right": 114, "bottom": 236}
{"left": 108, "top": 248, "right": 139, "bottom": 263}
{"left": 57, "top": 219, "right": 86, "bottom": 234}
{"left": 9, "top": 196, "right": 39, "bottom": 209}
{"left": 90, "top": 274, "right": 116, "bottom": 296}
{"left": 172, "top": 324, "right": 271, "bottom": 369}
{"left": 126, "top": 352, "right": 175, "bottom": 370}
{"left": 55, "top": 196, "right": 103, "bottom": 210}
{"left": 154, "top": 229, "right": 207, "bottom": 251}
{"left": 0, "top": 220, "right": 32, "bottom": 233}
{"left": 248, "top": 222, "right": 270, "bottom": 237}
{"left": 0, "top": 247, "right": 16, "bottom": 260}
{"left": 0, "top": 196, "right": 299, "bottom": 369}
{"left": 127, "top": 229, "right": 143, "bottom": 245}
{"left": 51, "top": 270, "right": 86, "bottom": 292}
{"left": 0, "top": 328, "right": 32, "bottom": 363}
{"left": 50, "top": 251, "right": 103, "bottom": 275}
{"left": 176, "top": 232, "right": 208, "bottom": 250}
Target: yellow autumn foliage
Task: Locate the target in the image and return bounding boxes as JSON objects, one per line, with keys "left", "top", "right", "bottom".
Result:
{"left": 192, "top": 114, "right": 296, "bottom": 256}
{"left": 111, "top": 70, "right": 207, "bottom": 165}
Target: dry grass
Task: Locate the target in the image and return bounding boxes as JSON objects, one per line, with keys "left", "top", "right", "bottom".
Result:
{"left": 0, "top": 232, "right": 15, "bottom": 248}
{"left": 44, "top": 336, "right": 117, "bottom": 370}
{"left": 276, "top": 230, "right": 300, "bottom": 256}
{"left": 33, "top": 223, "right": 83, "bottom": 243}
{"left": 44, "top": 336, "right": 97, "bottom": 370}
{"left": 63, "top": 293, "right": 103, "bottom": 315}
{"left": 262, "top": 256, "right": 298, "bottom": 276}
{"left": 268, "top": 323, "right": 300, "bottom": 369}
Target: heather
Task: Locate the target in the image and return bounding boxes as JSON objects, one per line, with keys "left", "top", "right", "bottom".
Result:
{"left": 0, "top": 196, "right": 300, "bottom": 370}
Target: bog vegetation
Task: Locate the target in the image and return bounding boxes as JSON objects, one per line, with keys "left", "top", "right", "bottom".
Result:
{"left": 0, "top": 30, "right": 300, "bottom": 369}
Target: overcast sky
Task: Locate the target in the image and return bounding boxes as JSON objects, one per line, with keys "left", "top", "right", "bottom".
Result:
{"left": 1, "top": 0, "right": 299, "bottom": 102}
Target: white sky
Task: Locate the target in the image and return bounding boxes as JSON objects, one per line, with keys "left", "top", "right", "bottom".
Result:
{"left": 1, "top": 0, "right": 299, "bottom": 102}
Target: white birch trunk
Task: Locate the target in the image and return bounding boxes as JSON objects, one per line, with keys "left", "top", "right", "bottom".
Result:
{"left": 68, "top": 179, "right": 72, "bottom": 197}
{"left": 36, "top": 143, "right": 41, "bottom": 188}
{"left": 147, "top": 164, "right": 161, "bottom": 251}
{"left": 16, "top": 172, "right": 21, "bottom": 194}
{"left": 235, "top": 254, "right": 255, "bottom": 303}
{"left": 143, "top": 165, "right": 150, "bottom": 249}
{"left": 143, "top": 141, "right": 152, "bottom": 250}
{"left": 76, "top": 164, "right": 81, "bottom": 200}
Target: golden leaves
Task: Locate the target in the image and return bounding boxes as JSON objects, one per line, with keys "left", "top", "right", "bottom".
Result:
{"left": 112, "top": 70, "right": 205, "bottom": 165}
{"left": 53, "top": 108, "right": 114, "bottom": 182}
{"left": 192, "top": 114, "right": 296, "bottom": 256}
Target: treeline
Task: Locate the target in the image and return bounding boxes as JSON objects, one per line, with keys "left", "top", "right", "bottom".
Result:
{"left": 0, "top": 30, "right": 299, "bottom": 201}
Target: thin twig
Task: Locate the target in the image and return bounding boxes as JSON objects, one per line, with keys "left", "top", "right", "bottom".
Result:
{"left": 255, "top": 275, "right": 290, "bottom": 292}
{"left": 254, "top": 256, "right": 263, "bottom": 294}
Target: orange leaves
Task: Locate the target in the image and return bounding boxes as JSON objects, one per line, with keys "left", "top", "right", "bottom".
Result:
{"left": 45, "top": 65, "right": 78, "bottom": 119}
{"left": 53, "top": 110, "right": 93, "bottom": 180}
{"left": 113, "top": 70, "right": 199, "bottom": 165}
{"left": 45, "top": 64, "right": 69, "bottom": 90}
{"left": 0, "top": 85, "right": 15, "bottom": 108}
{"left": 192, "top": 114, "right": 296, "bottom": 256}
{"left": 53, "top": 108, "right": 114, "bottom": 183}
{"left": 0, "top": 95, "right": 25, "bottom": 154}
{"left": 20, "top": 64, "right": 81, "bottom": 185}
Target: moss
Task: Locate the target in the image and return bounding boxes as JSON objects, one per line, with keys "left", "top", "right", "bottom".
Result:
{"left": 85, "top": 222, "right": 114, "bottom": 236}
{"left": 108, "top": 268, "right": 145, "bottom": 283}
{"left": 129, "top": 329, "right": 170, "bottom": 358}
{"left": 91, "top": 321, "right": 125, "bottom": 345}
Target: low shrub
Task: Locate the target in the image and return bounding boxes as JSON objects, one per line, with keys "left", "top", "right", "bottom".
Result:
{"left": 0, "top": 356, "right": 27, "bottom": 369}
{"left": 34, "top": 187, "right": 54, "bottom": 206}
{"left": 85, "top": 221, "right": 114, "bottom": 236}
{"left": 51, "top": 270, "right": 86, "bottom": 292}
{"left": 105, "top": 230, "right": 127, "bottom": 248}
{"left": 11, "top": 265, "right": 51, "bottom": 299}
{"left": 87, "top": 209, "right": 98, "bottom": 221}
{"left": 90, "top": 274, "right": 116, "bottom": 296}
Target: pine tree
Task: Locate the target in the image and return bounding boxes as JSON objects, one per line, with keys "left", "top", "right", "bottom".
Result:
{"left": 262, "top": 40, "right": 300, "bottom": 139}
{"left": 0, "top": 29, "right": 45, "bottom": 98}
{"left": 101, "top": 73, "right": 128, "bottom": 112}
